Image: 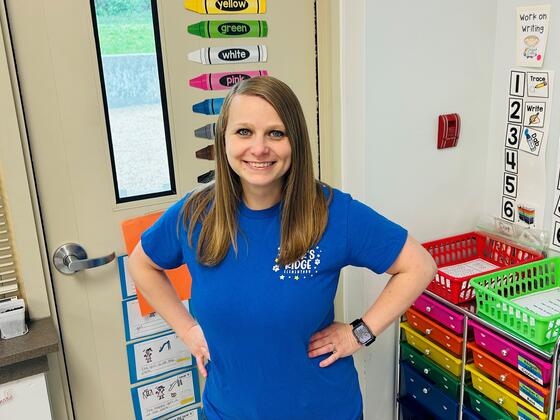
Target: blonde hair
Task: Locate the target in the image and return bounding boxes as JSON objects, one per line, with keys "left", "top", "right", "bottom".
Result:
{"left": 183, "top": 76, "right": 331, "bottom": 266}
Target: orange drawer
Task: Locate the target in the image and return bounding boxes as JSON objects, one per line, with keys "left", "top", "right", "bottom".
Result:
{"left": 406, "top": 307, "right": 464, "bottom": 357}
{"left": 468, "top": 342, "right": 559, "bottom": 412}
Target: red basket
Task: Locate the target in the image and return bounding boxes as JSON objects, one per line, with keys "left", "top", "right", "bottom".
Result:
{"left": 422, "top": 231, "right": 543, "bottom": 304}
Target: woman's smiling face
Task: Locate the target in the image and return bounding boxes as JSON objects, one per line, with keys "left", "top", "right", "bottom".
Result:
{"left": 225, "top": 94, "right": 292, "bottom": 203}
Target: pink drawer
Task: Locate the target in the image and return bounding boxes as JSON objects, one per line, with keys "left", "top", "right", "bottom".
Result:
{"left": 412, "top": 294, "right": 464, "bottom": 335}
{"left": 470, "top": 321, "right": 552, "bottom": 386}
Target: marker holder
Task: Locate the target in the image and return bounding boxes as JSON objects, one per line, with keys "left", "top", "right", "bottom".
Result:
{"left": 0, "top": 297, "right": 28, "bottom": 339}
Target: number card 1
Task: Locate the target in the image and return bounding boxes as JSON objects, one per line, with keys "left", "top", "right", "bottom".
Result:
{"left": 131, "top": 369, "right": 200, "bottom": 420}
{"left": 127, "top": 332, "right": 194, "bottom": 384}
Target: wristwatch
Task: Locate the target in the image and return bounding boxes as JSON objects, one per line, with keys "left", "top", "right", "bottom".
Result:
{"left": 351, "top": 318, "right": 376, "bottom": 346}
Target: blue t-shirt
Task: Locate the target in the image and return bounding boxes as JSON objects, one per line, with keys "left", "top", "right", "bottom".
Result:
{"left": 141, "top": 188, "right": 407, "bottom": 420}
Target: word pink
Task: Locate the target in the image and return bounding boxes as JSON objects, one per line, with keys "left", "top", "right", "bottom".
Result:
{"left": 189, "top": 70, "right": 268, "bottom": 91}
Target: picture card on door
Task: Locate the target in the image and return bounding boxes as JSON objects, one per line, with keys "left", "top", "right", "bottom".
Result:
{"left": 131, "top": 369, "right": 200, "bottom": 420}
{"left": 162, "top": 407, "right": 202, "bottom": 420}
{"left": 122, "top": 298, "right": 189, "bottom": 341}
{"left": 121, "top": 212, "right": 192, "bottom": 316}
{"left": 118, "top": 255, "right": 136, "bottom": 300}
{"left": 127, "top": 331, "right": 193, "bottom": 384}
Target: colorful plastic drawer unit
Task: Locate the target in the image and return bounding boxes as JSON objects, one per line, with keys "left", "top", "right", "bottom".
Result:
{"left": 422, "top": 231, "right": 542, "bottom": 304}
{"left": 406, "top": 307, "right": 464, "bottom": 357}
{"left": 400, "top": 342, "right": 461, "bottom": 399}
{"left": 471, "top": 257, "right": 560, "bottom": 346}
{"left": 400, "top": 322, "right": 462, "bottom": 377}
{"left": 400, "top": 361, "right": 459, "bottom": 419}
{"left": 412, "top": 293, "right": 465, "bottom": 335}
{"left": 466, "top": 364, "right": 554, "bottom": 420}
{"left": 470, "top": 321, "right": 552, "bottom": 385}
{"left": 464, "top": 386, "right": 514, "bottom": 420}
{"left": 468, "top": 342, "right": 558, "bottom": 412}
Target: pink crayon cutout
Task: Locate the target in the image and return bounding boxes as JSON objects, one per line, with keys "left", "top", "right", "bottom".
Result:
{"left": 189, "top": 70, "right": 268, "bottom": 91}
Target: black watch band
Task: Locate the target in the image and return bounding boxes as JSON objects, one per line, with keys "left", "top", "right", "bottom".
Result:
{"left": 351, "top": 318, "right": 376, "bottom": 346}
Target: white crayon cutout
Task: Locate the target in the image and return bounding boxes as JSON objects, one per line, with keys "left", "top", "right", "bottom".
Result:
{"left": 188, "top": 45, "right": 267, "bottom": 65}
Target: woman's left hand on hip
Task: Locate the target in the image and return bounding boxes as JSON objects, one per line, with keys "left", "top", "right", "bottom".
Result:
{"left": 307, "top": 322, "right": 362, "bottom": 368}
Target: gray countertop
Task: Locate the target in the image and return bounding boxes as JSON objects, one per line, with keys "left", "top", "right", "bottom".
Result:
{"left": 0, "top": 317, "right": 59, "bottom": 384}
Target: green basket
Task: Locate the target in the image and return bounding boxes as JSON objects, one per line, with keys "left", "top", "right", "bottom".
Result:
{"left": 470, "top": 257, "right": 560, "bottom": 346}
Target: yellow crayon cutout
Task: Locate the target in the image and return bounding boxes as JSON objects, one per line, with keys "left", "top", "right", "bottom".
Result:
{"left": 184, "top": 0, "right": 266, "bottom": 14}
{"left": 535, "top": 81, "right": 547, "bottom": 89}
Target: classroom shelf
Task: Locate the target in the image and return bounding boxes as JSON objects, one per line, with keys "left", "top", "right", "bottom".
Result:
{"left": 394, "top": 290, "right": 560, "bottom": 420}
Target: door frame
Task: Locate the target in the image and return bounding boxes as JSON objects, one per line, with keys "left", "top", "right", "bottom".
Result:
{"left": 0, "top": 1, "right": 342, "bottom": 418}
{"left": 0, "top": 3, "right": 73, "bottom": 419}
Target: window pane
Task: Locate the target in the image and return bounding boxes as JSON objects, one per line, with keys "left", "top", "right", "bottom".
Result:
{"left": 92, "top": 0, "right": 175, "bottom": 202}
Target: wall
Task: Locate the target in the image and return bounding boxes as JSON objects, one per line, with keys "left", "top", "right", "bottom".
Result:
{"left": 484, "top": 0, "right": 560, "bottom": 241}
{"left": 341, "top": 1, "right": 498, "bottom": 418}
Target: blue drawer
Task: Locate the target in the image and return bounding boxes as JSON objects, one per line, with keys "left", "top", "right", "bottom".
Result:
{"left": 400, "top": 361, "right": 459, "bottom": 419}
{"left": 399, "top": 395, "right": 436, "bottom": 419}
{"left": 462, "top": 406, "right": 482, "bottom": 420}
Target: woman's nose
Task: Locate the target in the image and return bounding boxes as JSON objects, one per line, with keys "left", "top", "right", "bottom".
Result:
{"left": 250, "top": 134, "right": 268, "bottom": 156}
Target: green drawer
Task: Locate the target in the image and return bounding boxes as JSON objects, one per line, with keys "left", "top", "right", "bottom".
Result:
{"left": 464, "top": 386, "right": 514, "bottom": 420}
{"left": 400, "top": 342, "right": 461, "bottom": 399}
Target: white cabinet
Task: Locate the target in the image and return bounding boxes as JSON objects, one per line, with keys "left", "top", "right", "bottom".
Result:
{"left": 0, "top": 373, "right": 52, "bottom": 419}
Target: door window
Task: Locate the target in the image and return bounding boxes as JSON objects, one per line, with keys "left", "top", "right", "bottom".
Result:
{"left": 91, "top": 0, "right": 176, "bottom": 202}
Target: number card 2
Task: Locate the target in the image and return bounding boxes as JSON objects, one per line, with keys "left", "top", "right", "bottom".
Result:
{"left": 508, "top": 98, "right": 523, "bottom": 124}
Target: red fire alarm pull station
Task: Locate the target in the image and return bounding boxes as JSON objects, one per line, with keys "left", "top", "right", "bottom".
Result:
{"left": 437, "top": 113, "right": 461, "bottom": 149}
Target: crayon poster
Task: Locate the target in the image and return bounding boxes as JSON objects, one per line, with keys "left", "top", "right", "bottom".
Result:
{"left": 127, "top": 332, "right": 193, "bottom": 383}
{"left": 131, "top": 369, "right": 200, "bottom": 420}
{"left": 516, "top": 5, "right": 550, "bottom": 68}
{"left": 499, "top": 69, "right": 554, "bottom": 229}
{"left": 122, "top": 298, "right": 190, "bottom": 341}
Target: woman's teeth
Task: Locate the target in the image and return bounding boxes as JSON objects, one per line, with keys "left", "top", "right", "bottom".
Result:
{"left": 246, "top": 162, "right": 273, "bottom": 168}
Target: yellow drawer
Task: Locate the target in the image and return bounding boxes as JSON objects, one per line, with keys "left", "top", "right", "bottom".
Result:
{"left": 400, "top": 322, "right": 462, "bottom": 377}
{"left": 466, "top": 364, "right": 555, "bottom": 420}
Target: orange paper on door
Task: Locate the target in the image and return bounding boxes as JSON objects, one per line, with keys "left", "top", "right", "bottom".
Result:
{"left": 121, "top": 211, "right": 191, "bottom": 316}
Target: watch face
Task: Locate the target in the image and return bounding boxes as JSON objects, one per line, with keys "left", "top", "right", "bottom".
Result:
{"left": 355, "top": 324, "right": 372, "bottom": 343}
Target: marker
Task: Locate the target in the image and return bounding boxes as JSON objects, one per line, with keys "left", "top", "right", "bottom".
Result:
{"left": 188, "top": 45, "right": 267, "bottom": 65}
{"left": 195, "top": 123, "right": 216, "bottom": 139}
{"left": 189, "top": 70, "right": 268, "bottom": 91}
{"left": 184, "top": 0, "right": 266, "bottom": 14}
{"left": 196, "top": 145, "right": 215, "bottom": 160}
{"left": 198, "top": 170, "right": 215, "bottom": 184}
{"left": 187, "top": 20, "right": 268, "bottom": 38}
{"left": 193, "top": 98, "right": 224, "bottom": 115}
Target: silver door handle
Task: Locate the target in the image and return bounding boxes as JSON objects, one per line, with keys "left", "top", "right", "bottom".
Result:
{"left": 53, "top": 243, "right": 115, "bottom": 274}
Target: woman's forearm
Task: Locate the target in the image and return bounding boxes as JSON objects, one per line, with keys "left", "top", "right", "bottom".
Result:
{"left": 128, "top": 245, "right": 197, "bottom": 340}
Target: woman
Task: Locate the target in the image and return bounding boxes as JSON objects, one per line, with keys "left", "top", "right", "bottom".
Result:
{"left": 128, "top": 76, "right": 437, "bottom": 419}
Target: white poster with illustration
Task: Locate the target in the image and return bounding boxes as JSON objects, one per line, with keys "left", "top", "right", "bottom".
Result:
{"left": 499, "top": 69, "right": 554, "bottom": 230}
{"left": 516, "top": 5, "right": 550, "bottom": 67}
{"left": 549, "top": 137, "right": 560, "bottom": 252}
{"left": 131, "top": 370, "right": 200, "bottom": 420}
{"left": 126, "top": 331, "right": 193, "bottom": 383}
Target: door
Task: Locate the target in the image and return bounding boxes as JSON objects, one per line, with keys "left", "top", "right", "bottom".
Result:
{"left": 2, "top": 0, "right": 326, "bottom": 418}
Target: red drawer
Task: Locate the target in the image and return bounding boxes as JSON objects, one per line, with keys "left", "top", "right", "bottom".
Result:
{"left": 406, "top": 308, "right": 464, "bottom": 357}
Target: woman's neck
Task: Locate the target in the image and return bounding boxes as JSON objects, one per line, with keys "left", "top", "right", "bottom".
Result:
{"left": 242, "top": 184, "right": 283, "bottom": 210}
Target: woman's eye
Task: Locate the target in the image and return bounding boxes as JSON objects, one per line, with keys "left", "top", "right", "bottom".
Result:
{"left": 269, "top": 130, "right": 285, "bottom": 139}
{"left": 237, "top": 128, "right": 251, "bottom": 136}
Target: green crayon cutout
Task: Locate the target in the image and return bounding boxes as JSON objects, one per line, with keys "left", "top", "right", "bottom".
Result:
{"left": 188, "top": 20, "right": 268, "bottom": 38}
